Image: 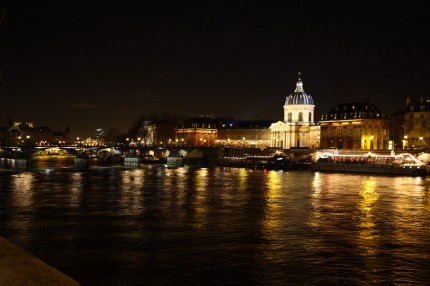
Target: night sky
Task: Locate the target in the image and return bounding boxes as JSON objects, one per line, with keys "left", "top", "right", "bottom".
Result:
{"left": 0, "top": 1, "right": 429, "bottom": 137}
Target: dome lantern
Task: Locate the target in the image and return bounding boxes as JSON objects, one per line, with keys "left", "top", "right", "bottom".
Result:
{"left": 285, "top": 72, "right": 314, "bottom": 105}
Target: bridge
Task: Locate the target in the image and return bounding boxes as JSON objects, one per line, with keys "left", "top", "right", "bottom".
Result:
{"left": 0, "top": 145, "right": 125, "bottom": 159}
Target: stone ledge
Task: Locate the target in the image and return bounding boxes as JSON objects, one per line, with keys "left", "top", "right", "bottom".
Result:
{"left": 0, "top": 236, "right": 79, "bottom": 286}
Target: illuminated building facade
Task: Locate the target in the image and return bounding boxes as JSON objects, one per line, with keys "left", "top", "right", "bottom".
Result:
{"left": 269, "top": 73, "right": 316, "bottom": 149}
{"left": 175, "top": 115, "right": 220, "bottom": 147}
{"left": 3, "top": 121, "right": 69, "bottom": 146}
{"left": 403, "top": 97, "right": 430, "bottom": 149}
{"left": 217, "top": 120, "right": 271, "bottom": 148}
{"left": 309, "top": 125, "right": 321, "bottom": 149}
{"left": 319, "top": 102, "right": 389, "bottom": 150}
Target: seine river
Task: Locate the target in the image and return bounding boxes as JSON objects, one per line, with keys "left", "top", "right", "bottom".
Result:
{"left": 1, "top": 158, "right": 430, "bottom": 285}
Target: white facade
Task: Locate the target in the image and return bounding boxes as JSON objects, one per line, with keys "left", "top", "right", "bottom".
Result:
{"left": 269, "top": 74, "right": 316, "bottom": 149}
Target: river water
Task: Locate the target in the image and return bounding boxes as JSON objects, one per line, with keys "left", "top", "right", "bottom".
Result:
{"left": 1, "top": 159, "right": 430, "bottom": 285}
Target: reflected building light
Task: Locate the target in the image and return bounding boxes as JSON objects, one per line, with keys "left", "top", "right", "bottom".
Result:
{"left": 238, "top": 168, "right": 248, "bottom": 192}
{"left": 311, "top": 172, "right": 322, "bottom": 197}
{"left": 263, "top": 170, "right": 283, "bottom": 230}
{"left": 357, "top": 177, "right": 379, "bottom": 256}
{"left": 11, "top": 173, "right": 35, "bottom": 235}
{"left": 11, "top": 173, "right": 35, "bottom": 208}
{"left": 195, "top": 168, "right": 208, "bottom": 192}
{"left": 119, "top": 169, "right": 145, "bottom": 216}
{"left": 69, "top": 172, "right": 84, "bottom": 208}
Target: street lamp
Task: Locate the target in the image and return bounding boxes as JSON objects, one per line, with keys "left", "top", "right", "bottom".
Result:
{"left": 403, "top": 135, "right": 408, "bottom": 149}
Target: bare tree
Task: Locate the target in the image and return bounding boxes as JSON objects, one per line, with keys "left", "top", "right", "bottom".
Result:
{"left": 127, "top": 113, "right": 186, "bottom": 147}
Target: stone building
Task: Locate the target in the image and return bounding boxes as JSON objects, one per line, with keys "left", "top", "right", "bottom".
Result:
{"left": 319, "top": 102, "right": 390, "bottom": 150}
{"left": 269, "top": 73, "right": 316, "bottom": 149}
{"left": 404, "top": 97, "right": 430, "bottom": 149}
{"left": 175, "top": 115, "right": 221, "bottom": 147}
{"left": 217, "top": 120, "right": 271, "bottom": 148}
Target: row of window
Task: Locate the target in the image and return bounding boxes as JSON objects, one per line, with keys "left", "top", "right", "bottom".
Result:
{"left": 324, "top": 126, "right": 387, "bottom": 136}
{"left": 190, "top": 123, "right": 215, "bottom": 128}
{"left": 287, "top": 112, "right": 312, "bottom": 122}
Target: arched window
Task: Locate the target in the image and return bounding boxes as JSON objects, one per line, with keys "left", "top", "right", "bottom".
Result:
{"left": 298, "top": 112, "right": 303, "bottom": 122}
{"left": 308, "top": 112, "right": 312, "bottom": 122}
{"left": 288, "top": 113, "right": 292, "bottom": 122}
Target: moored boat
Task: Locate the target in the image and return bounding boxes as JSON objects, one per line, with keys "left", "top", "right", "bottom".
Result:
{"left": 222, "top": 154, "right": 292, "bottom": 170}
{"left": 311, "top": 151, "right": 426, "bottom": 176}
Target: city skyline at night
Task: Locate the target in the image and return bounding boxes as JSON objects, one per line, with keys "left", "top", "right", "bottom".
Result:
{"left": 0, "top": 1, "right": 429, "bottom": 137}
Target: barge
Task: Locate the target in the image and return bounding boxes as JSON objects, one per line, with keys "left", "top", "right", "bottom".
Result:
{"left": 311, "top": 151, "right": 426, "bottom": 176}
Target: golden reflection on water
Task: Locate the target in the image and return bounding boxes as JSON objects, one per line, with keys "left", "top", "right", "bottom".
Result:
{"left": 309, "top": 172, "right": 324, "bottom": 228}
{"left": 194, "top": 168, "right": 209, "bottom": 219}
{"left": 195, "top": 168, "right": 208, "bottom": 193}
{"left": 390, "top": 176, "right": 428, "bottom": 251}
{"left": 426, "top": 178, "right": 430, "bottom": 213}
{"left": 119, "top": 169, "right": 145, "bottom": 216}
{"left": 69, "top": 172, "right": 83, "bottom": 208}
{"left": 263, "top": 170, "right": 283, "bottom": 229}
{"left": 238, "top": 168, "right": 248, "bottom": 192}
{"left": 10, "top": 172, "right": 35, "bottom": 235}
{"left": 357, "top": 177, "right": 379, "bottom": 255}
{"left": 11, "top": 172, "right": 35, "bottom": 209}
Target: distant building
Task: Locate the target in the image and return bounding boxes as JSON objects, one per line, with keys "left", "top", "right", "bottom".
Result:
{"left": 319, "top": 102, "right": 390, "bottom": 150}
{"left": 3, "top": 121, "right": 68, "bottom": 146}
{"left": 389, "top": 111, "right": 405, "bottom": 149}
{"left": 217, "top": 120, "right": 271, "bottom": 148}
{"left": 269, "top": 73, "right": 316, "bottom": 149}
{"left": 404, "top": 97, "right": 430, "bottom": 149}
{"left": 175, "top": 115, "right": 221, "bottom": 147}
{"left": 96, "top": 128, "right": 105, "bottom": 139}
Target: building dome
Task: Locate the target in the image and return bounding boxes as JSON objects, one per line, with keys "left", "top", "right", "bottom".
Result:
{"left": 285, "top": 73, "right": 314, "bottom": 105}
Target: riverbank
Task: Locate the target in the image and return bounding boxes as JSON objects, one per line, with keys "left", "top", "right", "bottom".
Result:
{"left": 0, "top": 236, "right": 79, "bottom": 285}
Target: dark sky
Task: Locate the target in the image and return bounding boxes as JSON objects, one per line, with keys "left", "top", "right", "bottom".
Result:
{"left": 0, "top": 1, "right": 429, "bottom": 137}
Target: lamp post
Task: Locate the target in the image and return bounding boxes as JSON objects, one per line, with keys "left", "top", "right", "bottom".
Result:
{"left": 403, "top": 135, "right": 408, "bottom": 149}
{"left": 137, "top": 137, "right": 141, "bottom": 155}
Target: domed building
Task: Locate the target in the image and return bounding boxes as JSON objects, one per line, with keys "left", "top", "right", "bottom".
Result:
{"left": 269, "top": 73, "right": 318, "bottom": 149}
{"left": 319, "top": 101, "right": 390, "bottom": 150}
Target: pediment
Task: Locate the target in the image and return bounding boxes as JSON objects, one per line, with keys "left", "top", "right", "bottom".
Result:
{"left": 269, "top": 121, "right": 288, "bottom": 129}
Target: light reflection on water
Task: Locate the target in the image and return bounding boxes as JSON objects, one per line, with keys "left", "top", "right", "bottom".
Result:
{"left": 1, "top": 164, "right": 430, "bottom": 285}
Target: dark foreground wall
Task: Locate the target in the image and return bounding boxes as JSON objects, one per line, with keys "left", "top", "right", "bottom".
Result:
{"left": 0, "top": 236, "right": 79, "bottom": 285}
